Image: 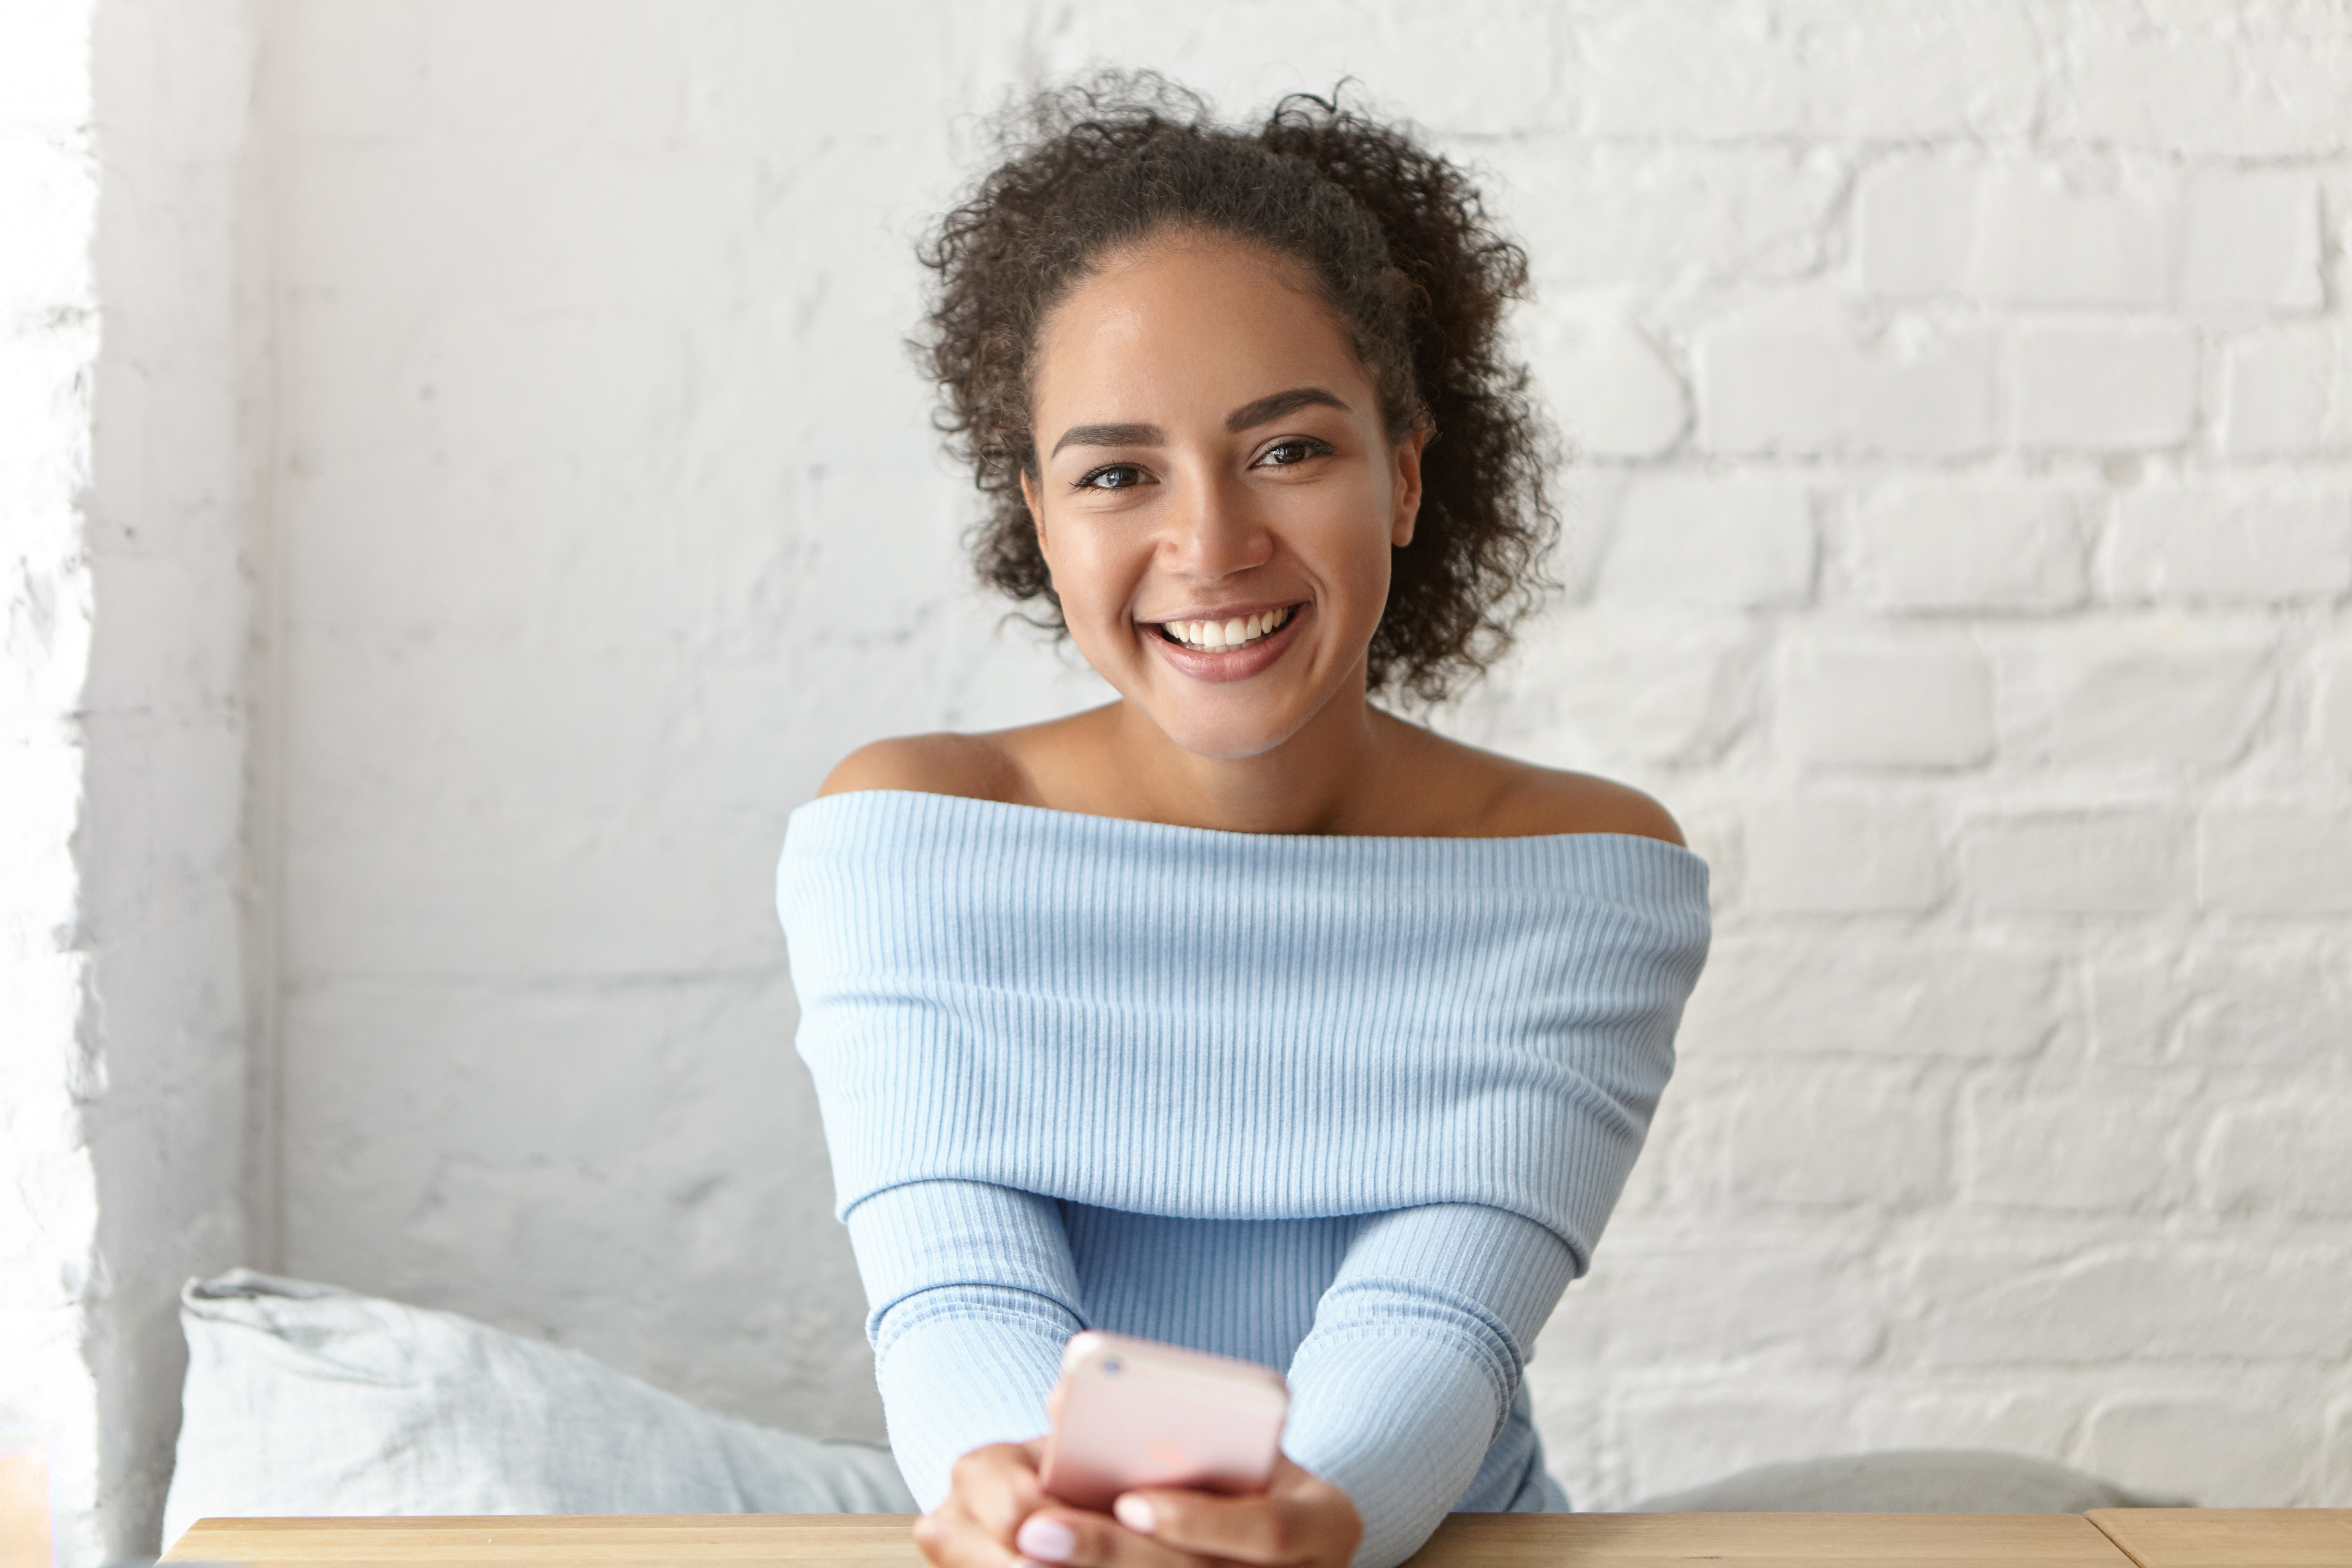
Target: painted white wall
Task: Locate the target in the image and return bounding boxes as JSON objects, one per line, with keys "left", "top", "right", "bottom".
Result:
{"left": 1, "top": 0, "right": 264, "bottom": 1559}
{"left": 268, "top": 0, "right": 2352, "bottom": 1510}
{"left": 3, "top": 6, "right": 111, "bottom": 1559}
{"left": 8, "top": 3, "right": 2351, "bottom": 1558}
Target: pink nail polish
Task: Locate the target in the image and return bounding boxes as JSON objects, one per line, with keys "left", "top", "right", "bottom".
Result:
{"left": 1017, "top": 1515, "right": 1076, "bottom": 1563}
{"left": 1114, "top": 1495, "right": 1156, "bottom": 1535}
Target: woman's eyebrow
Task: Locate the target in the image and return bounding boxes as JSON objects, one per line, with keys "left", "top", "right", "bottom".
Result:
{"left": 1227, "top": 386, "right": 1349, "bottom": 431}
{"left": 1047, "top": 388, "right": 1349, "bottom": 458}
{"left": 1050, "top": 421, "right": 1163, "bottom": 456}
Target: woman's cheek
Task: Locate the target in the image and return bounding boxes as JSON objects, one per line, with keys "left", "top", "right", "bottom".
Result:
{"left": 1301, "top": 490, "right": 1392, "bottom": 612}
{"left": 1050, "top": 535, "right": 1143, "bottom": 663}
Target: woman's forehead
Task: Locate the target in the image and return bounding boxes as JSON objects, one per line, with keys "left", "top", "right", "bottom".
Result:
{"left": 1033, "top": 239, "right": 1368, "bottom": 421}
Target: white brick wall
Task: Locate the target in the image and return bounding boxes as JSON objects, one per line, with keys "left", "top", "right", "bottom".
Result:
{"left": 1446, "top": 3, "right": 2352, "bottom": 1509}
{"left": 2105, "top": 485, "right": 2352, "bottom": 604}
{"left": 1845, "top": 482, "right": 2091, "bottom": 614}
{"left": 2198, "top": 802, "right": 2352, "bottom": 914}
{"left": 2, "top": 12, "right": 109, "bottom": 1562}
{"left": 1697, "top": 306, "right": 1999, "bottom": 458}
{"left": 2012, "top": 323, "right": 2200, "bottom": 451}
{"left": 1858, "top": 160, "right": 2324, "bottom": 313}
{"left": 1740, "top": 794, "right": 1943, "bottom": 913}
{"left": 1992, "top": 621, "right": 2275, "bottom": 771}
{"left": 11, "top": 2, "right": 2352, "bottom": 1549}
{"left": 1776, "top": 633, "right": 1994, "bottom": 770}
{"left": 2, "top": 0, "right": 260, "bottom": 1559}
{"left": 2219, "top": 325, "right": 2352, "bottom": 455}
{"left": 1596, "top": 476, "right": 1815, "bottom": 607}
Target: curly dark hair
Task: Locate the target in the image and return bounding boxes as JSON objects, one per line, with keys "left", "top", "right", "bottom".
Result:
{"left": 916, "top": 72, "right": 1559, "bottom": 703}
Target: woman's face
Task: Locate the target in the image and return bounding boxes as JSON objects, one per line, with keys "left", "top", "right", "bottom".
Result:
{"left": 1022, "top": 235, "right": 1423, "bottom": 761}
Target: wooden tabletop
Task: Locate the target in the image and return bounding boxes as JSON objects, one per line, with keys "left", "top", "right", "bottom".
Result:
{"left": 164, "top": 1515, "right": 925, "bottom": 1565}
{"left": 2086, "top": 1509, "right": 2352, "bottom": 1568}
{"left": 1406, "top": 1512, "right": 2134, "bottom": 1565}
{"left": 163, "top": 1510, "right": 2146, "bottom": 1567}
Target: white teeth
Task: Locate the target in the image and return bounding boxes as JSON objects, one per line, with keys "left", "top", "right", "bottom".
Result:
{"left": 1161, "top": 605, "right": 1292, "bottom": 650}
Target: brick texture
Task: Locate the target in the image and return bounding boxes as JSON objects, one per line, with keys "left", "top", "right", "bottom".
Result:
{"left": 2084, "top": 1400, "right": 2317, "bottom": 1506}
{"left": 1959, "top": 807, "right": 2187, "bottom": 914}
{"left": 2202, "top": 1099, "right": 2352, "bottom": 1216}
{"left": 1992, "top": 622, "right": 2274, "bottom": 770}
{"left": 2219, "top": 326, "right": 2352, "bottom": 455}
{"left": 2317, "top": 641, "right": 2352, "bottom": 768}
{"left": 2012, "top": 322, "right": 2199, "bottom": 451}
{"left": 1776, "top": 633, "right": 1994, "bottom": 769}
{"left": 1847, "top": 483, "right": 2090, "bottom": 614}
{"left": 2104, "top": 486, "right": 2352, "bottom": 604}
{"left": 1598, "top": 476, "right": 1816, "bottom": 607}
{"left": 5, "top": 1, "right": 258, "bottom": 1561}
{"left": 1741, "top": 793, "right": 1944, "bottom": 912}
{"left": 1698, "top": 306, "right": 1997, "bottom": 457}
{"left": 2198, "top": 803, "right": 2352, "bottom": 914}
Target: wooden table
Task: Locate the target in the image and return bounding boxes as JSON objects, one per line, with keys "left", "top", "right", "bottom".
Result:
{"left": 162, "top": 1511, "right": 2148, "bottom": 1566}
{"left": 2087, "top": 1509, "right": 2352, "bottom": 1568}
{"left": 1408, "top": 1513, "right": 2136, "bottom": 1565}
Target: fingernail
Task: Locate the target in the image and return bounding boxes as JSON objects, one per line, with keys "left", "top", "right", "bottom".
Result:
{"left": 1114, "top": 1495, "right": 1156, "bottom": 1534}
{"left": 1016, "top": 1515, "right": 1076, "bottom": 1563}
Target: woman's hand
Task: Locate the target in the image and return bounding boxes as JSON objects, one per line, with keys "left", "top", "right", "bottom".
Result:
{"left": 912, "top": 1443, "right": 1361, "bottom": 1568}
{"left": 911, "top": 1436, "right": 1054, "bottom": 1568}
{"left": 1026, "top": 1453, "right": 1361, "bottom": 1568}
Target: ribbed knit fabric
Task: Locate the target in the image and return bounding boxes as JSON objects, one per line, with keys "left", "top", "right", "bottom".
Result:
{"left": 778, "top": 790, "right": 1710, "bottom": 1568}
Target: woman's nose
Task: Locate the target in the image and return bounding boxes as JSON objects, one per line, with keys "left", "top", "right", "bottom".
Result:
{"left": 1161, "top": 472, "right": 1270, "bottom": 577}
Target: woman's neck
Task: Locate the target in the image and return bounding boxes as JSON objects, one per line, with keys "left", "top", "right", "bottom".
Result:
{"left": 1033, "top": 691, "right": 1420, "bottom": 837}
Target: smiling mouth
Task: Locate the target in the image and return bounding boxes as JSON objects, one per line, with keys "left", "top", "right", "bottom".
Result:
{"left": 1153, "top": 605, "right": 1296, "bottom": 652}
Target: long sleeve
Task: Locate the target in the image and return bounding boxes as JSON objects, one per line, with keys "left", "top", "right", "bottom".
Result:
{"left": 843, "top": 1180, "right": 1086, "bottom": 1508}
{"left": 1279, "top": 1204, "right": 1578, "bottom": 1568}
{"left": 783, "top": 793, "right": 1707, "bottom": 1538}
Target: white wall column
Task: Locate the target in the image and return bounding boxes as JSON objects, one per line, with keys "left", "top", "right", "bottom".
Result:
{"left": 2, "top": 0, "right": 268, "bottom": 1558}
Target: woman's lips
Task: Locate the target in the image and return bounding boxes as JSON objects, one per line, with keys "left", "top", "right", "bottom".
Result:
{"left": 1143, "top": 602, "right": 1308, "bottom": 684}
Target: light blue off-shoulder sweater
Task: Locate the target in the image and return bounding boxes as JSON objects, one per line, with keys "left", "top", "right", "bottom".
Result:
{"left": 778, "top": 790, "right": 1709, "bottom": 1568}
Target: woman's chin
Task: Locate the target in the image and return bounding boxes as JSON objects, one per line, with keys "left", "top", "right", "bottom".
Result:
{"left": 1135, "top": 699, "right": 1306, "bottom": 764}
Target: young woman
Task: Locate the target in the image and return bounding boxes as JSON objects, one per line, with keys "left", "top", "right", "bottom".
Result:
{"left": 779, "top": 77, "right": 1709, "bottom": 1568}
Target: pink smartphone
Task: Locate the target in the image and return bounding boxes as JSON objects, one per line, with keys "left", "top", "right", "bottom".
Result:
{"left": 1037, "top": 1331, "right": 1290, "bottom": 1512}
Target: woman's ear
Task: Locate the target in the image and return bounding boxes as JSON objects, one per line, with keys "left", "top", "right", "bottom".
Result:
{"left": 1020, "top": 467, "right": 1050, "bottom": 558}
{"left": 1389, "top": 427, "right": 1428, "bottom": 548}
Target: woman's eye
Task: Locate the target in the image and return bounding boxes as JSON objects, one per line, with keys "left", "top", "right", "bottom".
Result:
{"left": 1075, "top": 464, "right": 1150, "bottom": 491}
{"left": 1253, "top": 437, "right": 1330, "bottom": 468}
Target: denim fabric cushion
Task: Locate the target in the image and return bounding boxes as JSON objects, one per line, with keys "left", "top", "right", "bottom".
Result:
{"left": 161, "top": 1270, "right": 913, "bottom": 1550}
{"left": 1629, "top": 1448, "right": 2187, "bottom": 1513}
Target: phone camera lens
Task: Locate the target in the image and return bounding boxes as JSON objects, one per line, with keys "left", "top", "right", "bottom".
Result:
{"left": 1103, "top": 1359, "right": 1122, "bottom": 1376}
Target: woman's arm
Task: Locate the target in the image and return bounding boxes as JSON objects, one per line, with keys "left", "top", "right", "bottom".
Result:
{"left": 862, "top": 1184, "right": 1369, "bottom": 1568}
{"left": 842, "top": 1179, "right": 1087, "bottom": 1506}
{"left": 1277, "top": 1204, "right": 1578, "bottom": 1568}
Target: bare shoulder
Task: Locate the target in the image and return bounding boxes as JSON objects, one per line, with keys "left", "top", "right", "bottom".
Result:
{"left": 817, "top": 731, "right": 1027, "bottom": 804}
{"left": 1481, "top": 763, "right": 1686, "bottom": 846}
{"left": 1389, "top": 721, "right": 1684, "bottom": 844}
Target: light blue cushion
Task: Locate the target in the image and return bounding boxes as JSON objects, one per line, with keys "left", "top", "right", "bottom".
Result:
{"left": 162, "top": 1270, "right": 913, "bottom": 1549}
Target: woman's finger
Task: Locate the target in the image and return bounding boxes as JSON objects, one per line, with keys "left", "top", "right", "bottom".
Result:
{"left": 1109, "top": 1490, "right": 1297, "bottom": 1565}
{"left": 1007, "top": 1505, "right": 1208, "bottom": 1568}
{"left": 913, "top": 1501, "right": 1024, "bottom": 1568}
{"left": 1110, "top": 1456, "right": 1359, "bottom": 1566}
{"left": 947, "top": 1441, "right": 1053, "bottom": 1544}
